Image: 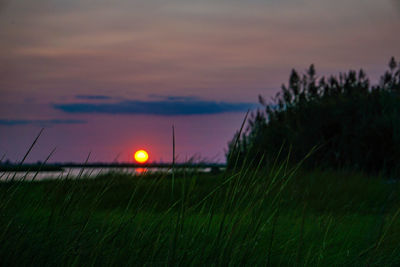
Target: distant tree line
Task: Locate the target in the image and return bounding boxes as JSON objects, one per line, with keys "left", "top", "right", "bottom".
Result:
{"left": 227, "top": 57, "right": 400, "bottom": 176}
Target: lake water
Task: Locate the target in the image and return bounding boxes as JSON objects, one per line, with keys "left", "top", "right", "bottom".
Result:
{"left": 0, "top": 167, "right": 212, "bottom": 181}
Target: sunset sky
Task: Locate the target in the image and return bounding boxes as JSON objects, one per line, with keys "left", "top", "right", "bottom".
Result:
{"left": 0, "top": 0, "right": 399, "bottom": 163}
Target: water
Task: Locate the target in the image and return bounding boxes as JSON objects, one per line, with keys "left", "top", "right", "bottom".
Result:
{"left": 0, "top": 167, "right": 212, "bottom": 181}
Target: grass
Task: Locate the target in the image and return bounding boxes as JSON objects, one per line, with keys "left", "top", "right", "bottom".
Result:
{"left": 1, "top": 165, "right": 400, "bottom": 266}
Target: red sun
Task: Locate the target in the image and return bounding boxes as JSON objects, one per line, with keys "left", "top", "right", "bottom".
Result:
{"left": 134, "top": 150, "right": 149, "bottom": 164}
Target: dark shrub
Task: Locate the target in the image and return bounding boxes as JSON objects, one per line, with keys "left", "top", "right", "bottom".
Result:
{"left": 227, "top": 57, "right": 400, "bottom": 175}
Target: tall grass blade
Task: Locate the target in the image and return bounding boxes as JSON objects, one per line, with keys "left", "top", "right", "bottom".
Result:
{"left": 20, "top": 128, "right": 44, "bottom": 165}
{"left": 77, "top": 151, "right": 91, "bottom": 178}
{"left": 229, "top": 109, "right": 249, "bottom": 169}
{"left": 10, "top": 128, "right": 44, "bottom": 181}
{"left": 172, "top": 125, "right": 175, "bottom": 197}
{"left": 31, "top": 147, "right": 57, "bottom": 181}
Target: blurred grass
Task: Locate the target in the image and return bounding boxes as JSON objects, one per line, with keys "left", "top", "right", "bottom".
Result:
{"left": 0, "top": 167, "right": 399, "bottom": 266}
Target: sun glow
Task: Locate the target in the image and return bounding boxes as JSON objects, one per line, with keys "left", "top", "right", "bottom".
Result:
{"left": 134, "top": 150, "right": 149, "bottom": 164}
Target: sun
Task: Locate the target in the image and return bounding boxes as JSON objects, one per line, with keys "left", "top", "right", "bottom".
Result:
{"left": 134, "top": 149, "right": 149, "bottom": 164}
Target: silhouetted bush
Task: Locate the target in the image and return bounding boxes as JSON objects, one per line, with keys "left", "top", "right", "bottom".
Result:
{"left": 227, "top": 57, "right": 400, "bottom": 176}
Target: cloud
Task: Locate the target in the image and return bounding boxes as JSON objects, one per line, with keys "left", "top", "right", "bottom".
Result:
{"left": 75, "top": 95, "right": 112, "bottom": 100}
{"left": 0, "top": 119, "right": 87, "bottom": 126}
{"left": 147, "top": 94, "right": 200, "bottom": 101}
{"left": 53, "top": 99, "right": 256, "bottom": 116}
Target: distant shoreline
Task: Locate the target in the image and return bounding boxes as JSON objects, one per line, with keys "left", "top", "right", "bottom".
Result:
{"left": 0, "top": 163, "right": 226, "bottom": 172}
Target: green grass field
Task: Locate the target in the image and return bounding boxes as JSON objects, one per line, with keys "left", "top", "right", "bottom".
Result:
{"left": 1, "top": 165, "right": 400, "bottom": 266}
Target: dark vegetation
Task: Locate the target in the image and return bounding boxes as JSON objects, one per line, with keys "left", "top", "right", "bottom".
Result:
{"left": 1, "top": 168, "right": 400, "bottom": 266}
{"left": 227, "top": 57, "right": 400, "bottom": 176}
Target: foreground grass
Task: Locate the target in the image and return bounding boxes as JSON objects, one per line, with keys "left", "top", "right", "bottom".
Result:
{"left": 1, "top": 167, "right": 400, "bottom": 266}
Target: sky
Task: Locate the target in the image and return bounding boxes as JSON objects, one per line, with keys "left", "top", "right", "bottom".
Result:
{"left": 0, "top": 0, "right": 399, "bottom": 163}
